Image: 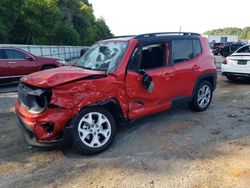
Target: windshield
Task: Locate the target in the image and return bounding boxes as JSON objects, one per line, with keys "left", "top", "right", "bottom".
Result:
{"left": 75, "top": 41, "right": 128, "bottom": 72}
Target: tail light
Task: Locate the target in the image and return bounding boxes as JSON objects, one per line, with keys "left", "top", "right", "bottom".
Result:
{"left": 222, "top": 59, "right": 227, "bottom": 65}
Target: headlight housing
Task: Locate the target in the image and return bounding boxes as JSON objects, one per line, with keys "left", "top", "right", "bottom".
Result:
{"left": 18, "top": 83, "right": 52, "bottom": 114}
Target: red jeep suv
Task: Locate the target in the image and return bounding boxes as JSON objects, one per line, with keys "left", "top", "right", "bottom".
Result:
{"left": 15, "top": 32, "right": 217, "bottom": 155}
{"left": 0, "top": 47, "right": 64, "bottom": 84}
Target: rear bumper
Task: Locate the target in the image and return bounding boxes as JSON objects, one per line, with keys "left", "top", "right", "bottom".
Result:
{"left": 16, "top": 112, "right": 73, "bottom": 147}
{"left": 222, "top": 72, "right": 250, "bottom": 78}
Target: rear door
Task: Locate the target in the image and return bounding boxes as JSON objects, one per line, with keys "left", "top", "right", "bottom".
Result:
{"left": 170, "top": 39, "right": 201, "bottom": 97}
{"left": 126, "top": 42, "right": 175, "bottom": 119}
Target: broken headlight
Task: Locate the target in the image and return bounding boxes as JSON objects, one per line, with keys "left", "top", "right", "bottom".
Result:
{"left": 18, "top": 83, "right": 52, "bottom": 114}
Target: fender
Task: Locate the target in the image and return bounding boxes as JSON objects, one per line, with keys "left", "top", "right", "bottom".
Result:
{"left": 192, "top": 72, "right": 217, "bottom": 97}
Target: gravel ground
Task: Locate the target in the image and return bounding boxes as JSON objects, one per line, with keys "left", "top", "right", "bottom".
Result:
{"left": 0, "top": 63, "right": 250, "bottom": 188}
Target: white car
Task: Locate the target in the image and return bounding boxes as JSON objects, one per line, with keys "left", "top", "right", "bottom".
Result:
{"left": 221, "top": 44, "right": 250, "bottom": 81}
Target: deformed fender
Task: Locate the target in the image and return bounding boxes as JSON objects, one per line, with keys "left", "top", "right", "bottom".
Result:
{"left": 49, "top": 75, "right": 129, "bottom": 119}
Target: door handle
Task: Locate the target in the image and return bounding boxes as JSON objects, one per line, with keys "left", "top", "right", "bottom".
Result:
{"left": 163, "top": 72, "right": 174, "bottom": 79}
{"left": 9, "top": 61, "right": 16, "bottom": 64}
{"left": 192, "top": 65, "right": 200, "bottom": 70}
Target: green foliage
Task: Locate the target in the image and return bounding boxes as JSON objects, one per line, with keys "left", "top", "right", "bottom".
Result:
{"left": 204, "top": 27, "right": 250, "bottom": 40}
{"left": 0, "top": 0, "right": 113, "bottom": 45}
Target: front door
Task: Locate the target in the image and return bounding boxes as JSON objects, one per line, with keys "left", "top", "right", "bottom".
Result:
{"left": 125, "top": 43, "right": 175, "bottom": 119}
{"left": 0, "top": 49, "right": 11, "bottom": 83}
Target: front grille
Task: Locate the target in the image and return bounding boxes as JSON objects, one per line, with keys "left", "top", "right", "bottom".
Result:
{"left": 18, "top": 83, "right": 31, "bottom": 109}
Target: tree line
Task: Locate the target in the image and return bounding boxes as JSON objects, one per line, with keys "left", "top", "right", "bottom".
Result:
{"left": 204, "top": 27, "right": 250, "bottom": 40}
{"left": 0, "top": 0, "right": 113, "bottom": 45}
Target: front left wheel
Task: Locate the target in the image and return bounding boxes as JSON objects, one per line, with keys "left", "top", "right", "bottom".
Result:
{"left": 72, "top": 107, "right": 116, "bottom": 155}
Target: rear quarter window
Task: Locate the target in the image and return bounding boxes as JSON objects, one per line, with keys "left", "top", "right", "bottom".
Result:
{"left": 193, "top": 39, "right": 202, "bottom": 57}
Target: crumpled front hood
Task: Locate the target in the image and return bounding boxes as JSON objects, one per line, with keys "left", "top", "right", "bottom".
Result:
{"left": 21, "top": 66, "right": 106, "bottom": 88}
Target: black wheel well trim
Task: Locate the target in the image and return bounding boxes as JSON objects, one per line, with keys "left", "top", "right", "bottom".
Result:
{"left": 192, "top": 72, "right": 217, "bottom": 96}
{"left": 86, "top": 98, "right": 128, "bottom": 125}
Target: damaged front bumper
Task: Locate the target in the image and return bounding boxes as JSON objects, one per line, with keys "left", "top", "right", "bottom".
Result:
{"left": 16, "top": 112, "right": 72, "bottom": 147}
{"left": 15, "top": 101, "right": 76, "bottom": 147}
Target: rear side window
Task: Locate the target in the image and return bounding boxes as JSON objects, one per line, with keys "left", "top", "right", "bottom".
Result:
{"left": 5, "top": 49, "right": 26, "bottom": 59}
{"left": 172, "top": 40, "right": 193, "bottom": 63}
{"left": 193, "top": 40, "right": 202, "bottom": 57}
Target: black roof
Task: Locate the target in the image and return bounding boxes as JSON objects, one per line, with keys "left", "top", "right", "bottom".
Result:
{"left": 105, "top": 32, "right": 201, "bottom": 43}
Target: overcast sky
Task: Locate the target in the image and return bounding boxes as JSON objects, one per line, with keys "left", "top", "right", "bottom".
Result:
{"left": 89, "top": 0, "right": 249, "bottom": 36}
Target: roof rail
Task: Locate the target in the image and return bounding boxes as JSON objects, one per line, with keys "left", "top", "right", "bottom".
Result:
{"left": 135, "top": 32, "right": 200, "bottom": 39}
{"left": 104, "top": 35, "right": 136, "bottom": 40}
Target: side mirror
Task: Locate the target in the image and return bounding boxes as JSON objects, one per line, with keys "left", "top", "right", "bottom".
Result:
{"left": 25, "top": 56, "right": 33, "bottom": 61}
{"left": 139, "top": 70, "right": 155, "bottom": 93}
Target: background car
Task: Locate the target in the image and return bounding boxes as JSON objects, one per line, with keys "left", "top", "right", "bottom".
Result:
{"left": 0, "top": 47, "right": 65, "bottom": 84}
{"left": 219, "top": 42, "right": 245, "bottom": 57}
{"left": 221, "top": 44, "right": 250, "bottom": 81}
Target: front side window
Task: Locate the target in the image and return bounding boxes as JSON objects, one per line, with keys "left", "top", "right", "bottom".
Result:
{"left": 140, "top": 44, "right": 165, "bottom": 70}
{"left": 76, "top": 41, "right": 128, "bottom": 72}
{"left": 172, "top": 40, "right": 193, "bottom": 63}
{"left": 5, "top": 49, "right": 26, "bottom": 59}
{"left": 128, "top": 47, "right": 140, "bottom": 71}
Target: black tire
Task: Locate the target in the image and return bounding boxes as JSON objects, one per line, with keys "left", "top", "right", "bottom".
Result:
{"left": 189, "top": 80, "right": 213, "bottom": 112}
{"left": 72, "top": 107, "right": 116, "bottom": 155}
{"left": 226, "top": 75, "right": 237, "bottom": 81}
{"left": 42, "top": 65, "right": 56, "bottom": 70}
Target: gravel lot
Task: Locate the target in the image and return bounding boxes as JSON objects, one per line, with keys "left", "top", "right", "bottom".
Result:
{"left": 0, "top": 61, "right": 250, "bottom": 188}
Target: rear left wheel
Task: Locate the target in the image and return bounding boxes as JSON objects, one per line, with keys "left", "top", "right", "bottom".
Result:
{"left": 189, "top": 80, "right": 213, "bottom": 112}
{"left": 72, "top": 107, "right": 116, "bottom": 155}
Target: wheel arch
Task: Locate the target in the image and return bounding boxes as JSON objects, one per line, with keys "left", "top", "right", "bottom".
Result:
{"left": 87, "top": 98, "right": 128, "bottom": 126}
{"left": 192, "top": 72, "right": 217, "bottom": 96}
